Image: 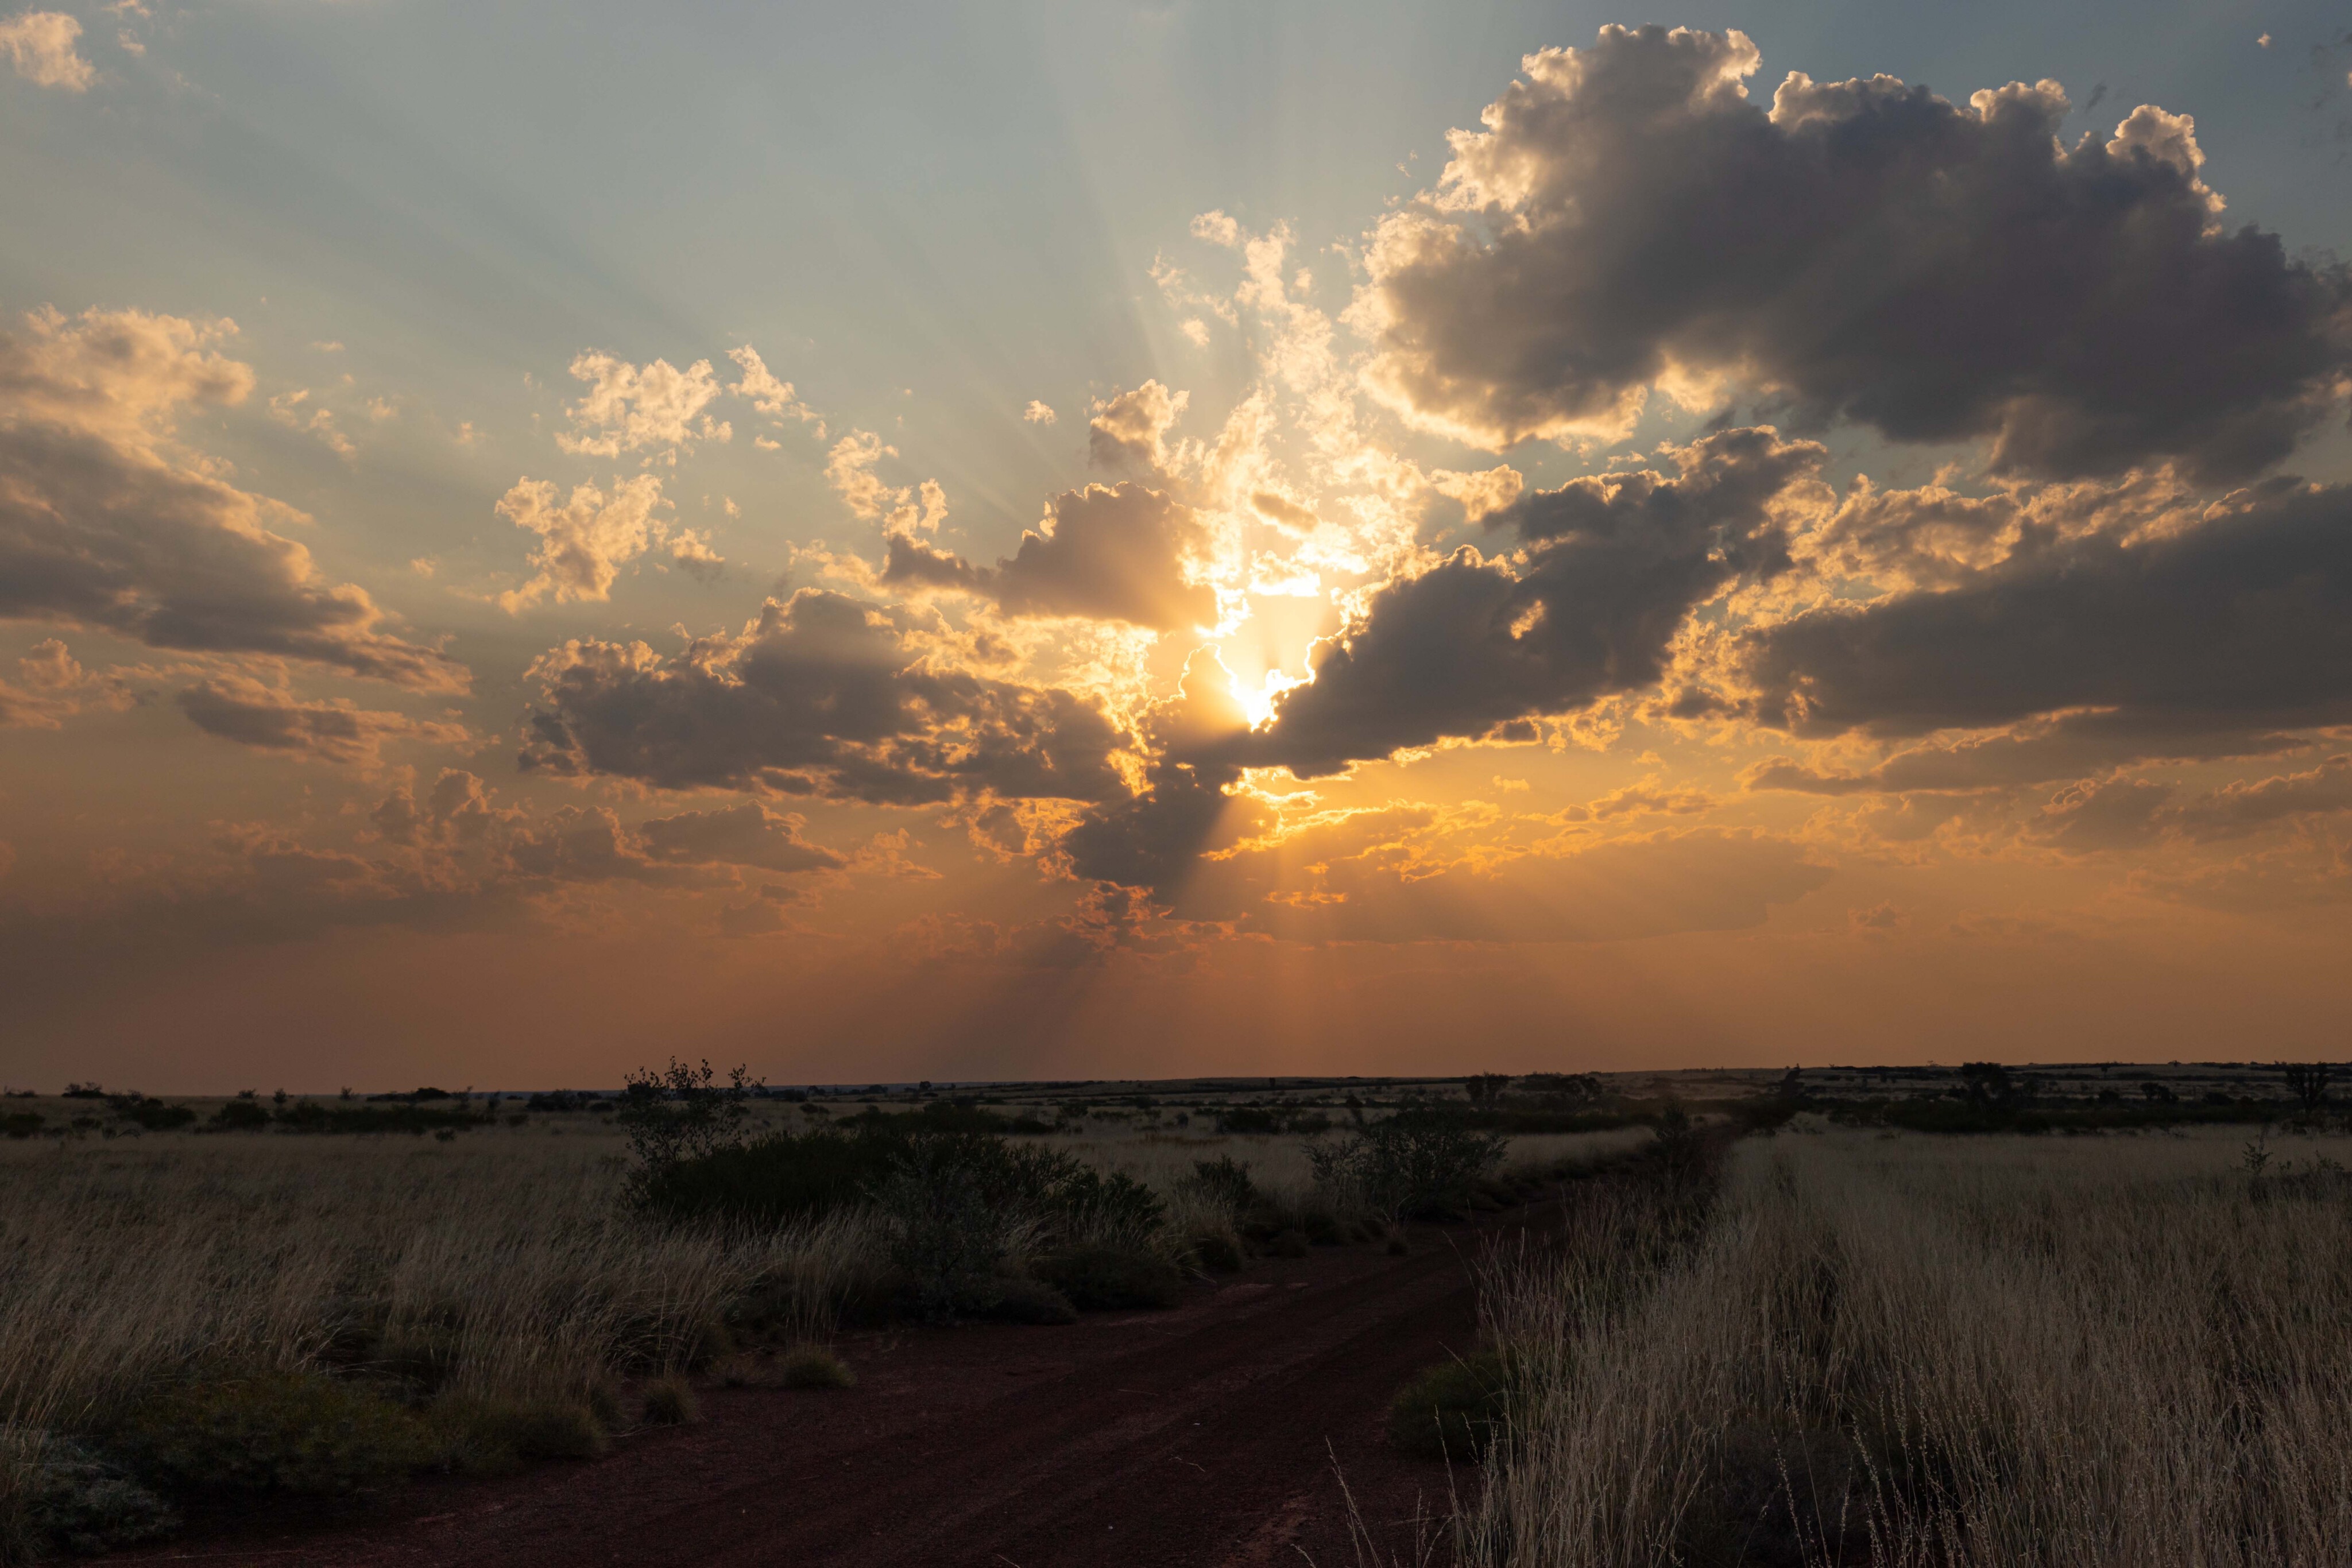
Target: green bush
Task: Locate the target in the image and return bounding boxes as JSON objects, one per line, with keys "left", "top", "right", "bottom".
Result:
{"left": 1030, "top": 1244, "right": 1185, "bottom": 1310}
{"left": 1174, "top": 1156, "right": 1258, "bottom": 1217}
{"left": 118, "top": 1371, "right": 427, "bottom": 1494}
{"left": 3, "top": 1432, "right": 179, "bottom": 1559}
{"left": 427, "top": 1396, "right": 606, "bottom": 1476}
{"left": 1387, "top": 1352, "right": 1508, "bottom": 1461}
{"left": 1306, "top": 1112, "right": 1508, "bottom": 1223}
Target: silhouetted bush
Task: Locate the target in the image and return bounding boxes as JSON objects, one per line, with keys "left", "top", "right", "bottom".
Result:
{"left": 777, "top": 1346, "right": 855, "bottom": 1389}
{"left": 981, "top": 1277, "right": 1080, "bottom": 1324}
{"left": 1, "top": 1112, "right": 41, "bottom": 1140}
{"left": 639, "top": 1377, "right": 698, "bottom": 1426}
{"left": 208, "top": 1100, "right": 272, "bottom": 1132}
{"left": 1030, "top": 1244, "right": 1185, "bottom": 1310}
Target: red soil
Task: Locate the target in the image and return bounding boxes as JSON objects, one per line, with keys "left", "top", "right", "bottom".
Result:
{"left": 107, "top": 1216, "right": 1531, "bottom": 1567}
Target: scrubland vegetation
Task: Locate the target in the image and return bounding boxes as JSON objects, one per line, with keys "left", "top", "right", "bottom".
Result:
{"left": 1460, "top": 1124, "right": 2352, "bottom": 1567}
{"left": 0, "top": 1070, "right": 1635, "bottom": 1562}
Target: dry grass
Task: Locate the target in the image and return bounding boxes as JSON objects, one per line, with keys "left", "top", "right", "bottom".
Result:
{"left": 1466, "top": 1126, "right": 2352, "bottom": 1568}
{"left": 0, "top": 1127, "right": 870, "bottom": 1439}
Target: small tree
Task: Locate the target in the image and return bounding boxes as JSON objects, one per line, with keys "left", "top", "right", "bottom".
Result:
{"left": 618, "top": 1059, "right": 760, "bottom": 1201}
{"left": 2278, "top": 1062, "right": 2333, "bottom": 1118}
{"left": 1463, "top": 1074, "right": 1511, "bottom": 1105}
{"left": 1958, "top": 1062, "right": 2017, "bottom": 1113}
{"left": 1306, "top": 1113, "right": 1507, "bottom": 1224}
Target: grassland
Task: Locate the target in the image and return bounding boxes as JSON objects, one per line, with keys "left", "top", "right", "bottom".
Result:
{"left": 1465, "top": 1122, "right": 2352, "bottom": 1567}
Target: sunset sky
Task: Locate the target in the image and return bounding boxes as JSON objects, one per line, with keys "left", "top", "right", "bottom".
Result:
{"left": 5, "top": 1, "right": 2352, "bottom": 1091}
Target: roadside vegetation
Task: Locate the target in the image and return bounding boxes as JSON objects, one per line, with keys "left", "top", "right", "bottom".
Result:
{"left": 0, "top": 1066, "right": 1641, "bottom": 1562}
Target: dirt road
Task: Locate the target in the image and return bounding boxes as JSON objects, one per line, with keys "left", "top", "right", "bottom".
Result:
{"left": 121, "top": 1220, "right": 1515, "bottom": 1567}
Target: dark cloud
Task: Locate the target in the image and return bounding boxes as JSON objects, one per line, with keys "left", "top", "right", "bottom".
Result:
{"left": 1360, "top": 25, "right": 2351, "bottom": 482}
{"left": 881, "top": 482, "right": 1214, "bottom": 632}
{"left": 1737, "top": 478, "right": 2352, "bottom": 744}
{"left": 519, "top": 588, "right": 1129, "bottom": 804}
{"left": 637, "top": 802, "right": 846, "bottom": 873}
{"left": 1243, "top": 428, "right": 1818, "bottom": 775}
{"left": 1743, "top": 718, "right": 2311, "bottom": 797}
{"left": 175, "top": 677, "right": 465, "bottom": 766}
{"left": 0, "top": 309, "right": 466, "bottom": 690}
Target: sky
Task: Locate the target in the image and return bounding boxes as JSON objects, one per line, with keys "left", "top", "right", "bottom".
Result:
{"left": 4, "top": 1, "right": 2352, "bottom": 1091}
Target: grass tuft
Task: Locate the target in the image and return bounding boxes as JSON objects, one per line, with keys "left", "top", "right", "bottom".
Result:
{"left": 639, "top": 1377, "right": 699, "bottom": 1426}
{"left": 1387, "top": 1351, "right": 1507, "bottom": 1462}
{"left": 776, "top": 1345, "right": 856, "bottom": 1391}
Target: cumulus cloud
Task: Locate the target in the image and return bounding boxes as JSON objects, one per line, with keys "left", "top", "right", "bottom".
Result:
{"left": 266, "top": 389, "right": 355, "bottom": 459}
{"left": 1088, "top": 381, "right": 1187, "bottom": 474}
{"left": 555, "top": 351, "right": 729, "bottom": 459}
{"left": 0, "top": 307, "right": 465, "bottom": 690}
{"left": 1356, "top": 25, "right": 2352, "bottom": 482}
{"left": 0, "top": 638, "right": 137, "bottom": 727}
{"left": 0, "top": 11, "right": 92, "bottom": 90}
{"left": 1246, "top": 427, "right": 1822, "bottom": 775}
{"left": 1023, "top": 400, "right": 1057, "bottom": 425}
{"left": 881, "top": 481, "right": 1216, "bottom": 632}
{"left": 175, "top": 675, "right": 466, "bottom": 766}
{"left": 725, "top": 344, "right": 819, "bottom": 431}
{"left": 517, "top": 589, "right": 1129, "bottom": 804}
{"left": 825, "top": 430, "right": 906, "bottom": 520}
{"left": 494, "top": 474, "right": 670, "bottom": 611}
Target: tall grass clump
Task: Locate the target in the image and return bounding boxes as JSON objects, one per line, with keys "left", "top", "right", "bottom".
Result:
{"left": 1464, "top": 1128, "right": 2352, "bottom": 1568}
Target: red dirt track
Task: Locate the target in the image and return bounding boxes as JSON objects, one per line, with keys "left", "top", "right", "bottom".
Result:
{"left": 114, "top": 1215, "right": 1534, "bottom": 1567}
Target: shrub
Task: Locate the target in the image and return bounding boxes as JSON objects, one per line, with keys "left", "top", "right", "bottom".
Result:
{"left": 208, "top": 1099, "right": 271, "bottom": 1132}
{"left": 0, "top": 1113, "right": 40, "bottom": 1140}
{"left": 618, "top": 1059, "right": 760, "bottom": 1203}
{"left": 1174, "top": 1156, "right": 1259, "bottom": 1217}
{"left": 1305, "top": 1113, "right": 1509, "bottom": 1223}
{"left": 427, "top": 1396, "right": 607, "bottom": 1475}
{"left": 2, "top": 1430, "right": 179, "bottom": 1560}
{"left": 1030, "top": 1244, "right": 1186, "bottom": 1310}
{"left": 118, "top": 1371, "right": 428, "bottom": 1494}
{"left": 639, "top": 1378, "right": 699, "bottom": 1427}
{"left": 1264, "top": 1229, "right": 1310, "bottom": 1259}
{"left": 871, "top": 1136, "right": 1042, "bottom": 1318}
{"left": 981, "top": 1277, "right": 1080, "bottom": 1325}
{"left": 777, "top": 1346, "right": 856, "bottom": 1390}
{"left": 1189, "top": 1233, "right": 1244, "bottom": 1272}
{"left": 1387, "top": 1351, "right": 1507, "bottom": 1461}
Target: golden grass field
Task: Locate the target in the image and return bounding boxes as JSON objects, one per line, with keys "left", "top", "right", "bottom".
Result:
{"left": 1467, "top": 1124, "right": 2352, "bottom": 1568}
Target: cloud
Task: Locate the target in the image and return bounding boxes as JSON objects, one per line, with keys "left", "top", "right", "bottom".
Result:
{"left": 174, "top": 675, "right": 466, "bottom": 766}
{"left": 825, "top": 430, "right": 905, "bottom": 520}
{"left": 1088, "top": 381, "right": 1187, "bottom": 474}
{"left": 0, "top": 307, "right": 465, "bottom": 690}
{"left": 636, "top": 802, "right": 846, "bottom": 872}
{"left": 1169, "top": 812, "right": 1833, "bottom": 943}
{"left": 493, "top": 473, "right": 670, "bottom": 611}
{"left": 1356, "top": 26, "right": 2352, "bottom": 482}
{"left": 1429, "top": 465, "right": 1525, "bottom": 524}
{"left": 555, "top": 351, "right": 729, "bottom": 459}
{"left": 0, "top": 638, "right": 138, "bottom": 728}
{"left": 1189, "top": 210, "right": 1241, "bottom": 247}
{"left": 1023, "top": 400, "right": 1057, "bottom": 425}
{"left": 0, "top": 11, "right": 92, "bottom": 90}
{"left": 2172, "top": 756, "right": 2352, "bottom": 841}
{"left": 667, "top": 527, "right": 726, "bottom": 583}
{"left": 266, "top": 389, "right": 355, "bottom": 459}
{"left": 725, "top": 345, "right": 820, "bottom": 431}
{"left": 1247, "top": 427, "right": 1821, "bottom": 775}
{"left": 517, "top": 589, "right": 1130, "bottom": 804}
{"left": 1736, "top": 477, "right": 2352, "bottom": 745}
{"left": 881, "top": 481, "right": 1216, "bottom": 632}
